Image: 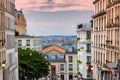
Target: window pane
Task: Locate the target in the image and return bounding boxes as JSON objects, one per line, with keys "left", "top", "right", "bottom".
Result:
{"left": 69, "top": 64, "right": 73, "bottom": 71}
{"left": 26, "top": 40, "right": 30, "bottom": 46}
{"left": 87, "top": 31, "right": 91, "bottom": 38}
{"left": 60, "top": 55, "right": 64, "bottom": 61}
{"left": 51, "top": 55, "right": 56, "bottom": 61}
{"left": 87, "top": 44, "right": 91, "bottom": 50}
{"left": 69, "top": 56, "right": 73, "bottom": 62}
{"left": 60, "top": 64, "right": 64, "bottom": 71}
{"left": 18, "top": 40, "right": 22, "bottom": 46}
{"left": 87, "top": 56, "right": 91, "bottom": 62}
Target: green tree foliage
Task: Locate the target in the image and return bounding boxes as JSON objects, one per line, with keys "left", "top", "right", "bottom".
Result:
{"left": 18, "top": 47, "right": 50, "bottom": 80}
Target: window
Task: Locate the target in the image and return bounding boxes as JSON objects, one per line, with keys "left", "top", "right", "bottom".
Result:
{"left": 51, "top": 55, "right": 56, "bottom": 61}
{"left": 18, "top": 40, "right": 22, "bottom": 46}
{"left": 87, "top": 44, "right": 91, "bottom": 50}
{"left": 69, "top": 64, "right": 73, "bottom": 71}
{"left": 86, "top": 31, "right": 91, "bottom": 39}
{"left": 60, "top": 64, "right": 64, "bottom": 71}
{"left": 26, "top": 40, "right": 30, "bottom": 46}
{"left": 60, "top": 55, "right": 64, "bottom": 61}
{"left": 87, "top": 56, "right": 91, "bottom": 63}
{"left": 68, "top": 47, "right": 73, "bottom": 52}
{"left": 69, "top": 56, "right": 73, "bottom": 62}
{"left": 9, "top": 53, "right": 13, "bottom": 66}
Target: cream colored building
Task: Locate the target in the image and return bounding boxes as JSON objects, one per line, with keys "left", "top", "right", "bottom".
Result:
{"left": 15, "top": 9, "right": 27, "bottom": 35}
{"left": 15, "top": 35, "right": 42, "bottom": 52}
{"left": 41, "top": 45, "right": 77, "bottom": 80}
{"left": 5, "top": 0, "right": 18, "bottom": 80}
{"left": 0, "top": 0, "right": 6, "bottom": 80}
{"left": 77, "top": 24, "right": 93, "bottom": 79}
{"left": 93, "top": 0, "right": 120, "bottom": 80}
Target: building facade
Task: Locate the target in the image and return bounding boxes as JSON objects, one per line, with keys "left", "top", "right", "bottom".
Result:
{"left": 93, "top": 0, "right": 120, "bottom": 80}
{"left": 0, "top": 0, "right": 6, "bottom": 79}
{"left": 15, "top": 35, "right": 42, "bottom": 52}
{"left": 15, "top": 9, "right": 27, "bottom": 35}
{"left": 106, "top": 0, "right": 120, "bottom": 80}
{"left": 5, "top": 0, "right": 18, "bottom": 80}
{"left": 77, "top": 24, "right": 93, "bottom": 79}
{"left": 41, "top": 45, "right": 77, "bottom": 80}
{"left": 93, "top": 0, "right": 107, "bottom": 80}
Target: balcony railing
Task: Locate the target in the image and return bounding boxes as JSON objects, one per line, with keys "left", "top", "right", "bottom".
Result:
{"left": 49, "top": 59, "right": 66, "bottom": 62}
{"left": 92, "top": 11, "right": 106, "bottom": 18}
{"left": 86, "top": 50, "right": 91, "bottom": 53}
{"left": 107, "top": 0, "right": 120, "bottom": 8}
{"left": 106, "top": 23, "right": 119, "bottom": 28}
{"left": 93, "top": 0, "right": 100, "bottom": 4}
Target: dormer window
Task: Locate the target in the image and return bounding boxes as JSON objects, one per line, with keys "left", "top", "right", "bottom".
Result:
{"left": 51, "top": 55, "right": 56, "bottom": 61}
{"left": 60, "top": 55, "right": 64, "bottom": 61}
{"left": 68, "top": 47, "right": 73, "bottom": 52}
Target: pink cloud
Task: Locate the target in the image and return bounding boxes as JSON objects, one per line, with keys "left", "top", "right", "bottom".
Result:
{"left": 15, "top": 0, "right": 94, "bottom": 12}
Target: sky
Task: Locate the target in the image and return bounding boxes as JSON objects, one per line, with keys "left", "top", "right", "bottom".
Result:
{"left": 15, "top": 0, "right": 94, "bottom": 36}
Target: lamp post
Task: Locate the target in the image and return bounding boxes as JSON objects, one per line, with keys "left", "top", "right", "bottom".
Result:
{"left": 2, "top": 62, "right": 6, "bottom": 80}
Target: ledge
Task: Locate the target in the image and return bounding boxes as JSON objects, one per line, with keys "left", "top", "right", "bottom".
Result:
{"left": 107, "top": 0, "right": 120, "bottom": 8}
{"left": 93, "top": 0, "right": 100, "bottom": 4}
{"left": 92, "top": 11, "right": 106, "bottom": 18}
{"left": 106, "top": 23, "right": 119, "bottom": 28}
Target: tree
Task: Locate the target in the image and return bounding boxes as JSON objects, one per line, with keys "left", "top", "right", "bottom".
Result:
{"left": 18, "top": 47, "right": 50, "bottom": 80}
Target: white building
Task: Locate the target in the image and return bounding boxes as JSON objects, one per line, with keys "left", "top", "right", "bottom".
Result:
{"left": 77, "top": 24, "right": 93, "bottom": 79}
{"left": 15, "top": 35, "right": 42, "bottom": 52}
{"left": 41, "top": 45, "right": 77, "bottom": 80}
{"left": 5, "top": 0, "right": 18, "bottom": 80}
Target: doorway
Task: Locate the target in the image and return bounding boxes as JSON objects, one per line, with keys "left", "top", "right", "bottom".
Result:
{"left": 60, "top": 75, "right": 64, "bottom": 80}
{"left": 69, "top": 75, "right": 73, "bottom": 80}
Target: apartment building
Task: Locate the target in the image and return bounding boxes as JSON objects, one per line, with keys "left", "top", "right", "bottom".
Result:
{"left": 5, "top": 0, "right": 18, "bottom": 80}
{"left": 15, "top": 35, "right": 42, "bottom": 52}
{"left": 77, "top": 24, "right": 93, "bottom": 79}
{"left": 41, "top": 45, "right": 77, "bottom": 80}
{"left": 0, "top": 0, "right": 6, "bottom": 80}
{"left": 15, "top": 9, "right": 27, "bottom": 35}
{"left": 106, "top": 0, "right": 120, "bottom": 80}
{"left": 93, "top": 0, "right": 120, "bottom": 80}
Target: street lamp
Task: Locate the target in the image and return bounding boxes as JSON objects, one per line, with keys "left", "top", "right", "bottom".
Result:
{"left": 2, "top": 61, "right": 6, "bottom": 80}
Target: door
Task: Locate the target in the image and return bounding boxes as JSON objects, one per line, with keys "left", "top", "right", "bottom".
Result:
{"left": 60, "top": 75, "right": 64, "bottom": 80}
{"left": 69, "top": 75, "right": 73, "bottom": 80}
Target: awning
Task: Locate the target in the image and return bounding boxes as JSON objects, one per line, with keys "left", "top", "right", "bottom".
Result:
{"left": 106, "top": 62, "right": 117, "bottom": 68}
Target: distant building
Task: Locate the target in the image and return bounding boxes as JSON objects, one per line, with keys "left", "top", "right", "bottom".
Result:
{"left": 41, "top": 45, "right": 77, "bottom": 80}
{"left": 77, "top": 23, "right": 93, "bottom": 79}
{"left": 15, "top": 35, "right": 42, "bottom": 52}
{"left": 15, "top": 9, "right": 27, "bottom": 35}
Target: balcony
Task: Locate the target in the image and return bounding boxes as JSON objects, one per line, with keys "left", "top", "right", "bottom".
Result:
{"left": 93, "top": 0, "right": 100, "bottom": 4}
{"left": 106, "top": 23, "right": 119, "bottom": 28}
{"left": 107, "top": 0, "right": 120, "bottom": 8}
{"left": 92, "top": 11, "right": 106, "bottom": 18}
{"left": 48, "top": 58, "right": 66, "bottom": 62}
{"left": 104, "top": 62, "right": 117, "bottom": 69}
{"left": 86, "top": 50, "right": 91, "bottom": 53}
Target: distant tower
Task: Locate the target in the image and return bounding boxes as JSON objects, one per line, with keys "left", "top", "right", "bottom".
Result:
{"left": 15, "top": 9, "right": 27, "bottom": 35}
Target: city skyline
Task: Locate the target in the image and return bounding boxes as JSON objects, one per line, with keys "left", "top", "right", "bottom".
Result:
{"left": 15, "top": 0, "right": 94, "bottom": 36}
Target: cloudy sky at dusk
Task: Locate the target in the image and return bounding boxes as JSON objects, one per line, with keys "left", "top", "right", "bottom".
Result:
{"left": 15, "top": 0, "right": 94, "bottom": 36}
